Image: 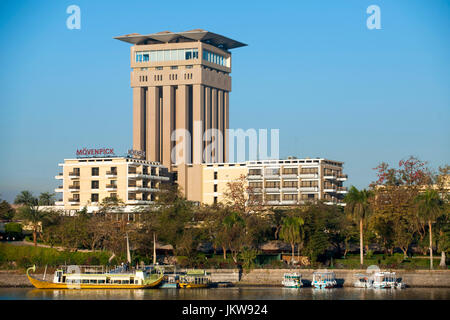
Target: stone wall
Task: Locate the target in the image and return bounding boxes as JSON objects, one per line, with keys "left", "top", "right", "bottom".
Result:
{"left": 1, "top": 269, "right": 449, "bottom": 288}
{"left": 239, "top": 269, "right": 450, "bottom": 287}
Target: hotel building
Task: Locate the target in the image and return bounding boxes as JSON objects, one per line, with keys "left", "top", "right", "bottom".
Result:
{"left": 198, "top": 158, "right": 348, "bottom": 206}
{"left": 54, "top": 29, "right": 348, "bottom": 212}
{"left": 55, "top": 157, "right": 169, "bottom": 214}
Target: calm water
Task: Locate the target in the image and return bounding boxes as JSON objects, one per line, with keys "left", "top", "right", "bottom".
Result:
{"left": 1, "top": 287, "right": 449, "bottom": 300}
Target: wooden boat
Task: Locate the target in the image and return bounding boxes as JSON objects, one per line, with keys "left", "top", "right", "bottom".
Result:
{"left": 282, "top": 272, "right": 303, "bottom": 288}
{"left": 26, "top": 265, "right": 164, "bottom": 289}
{"left": 178, "top": 269, "right": 211, "bottom": 288}
{"left": 312, "top": 271, "right": 337, "bottom": 289}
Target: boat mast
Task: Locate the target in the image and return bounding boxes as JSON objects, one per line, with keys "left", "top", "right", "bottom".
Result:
{"left": 126, "top": 233, "right": 131, "bottom": 264}
{"left": 153, "top": 232, "right": 156, "bottom": 265}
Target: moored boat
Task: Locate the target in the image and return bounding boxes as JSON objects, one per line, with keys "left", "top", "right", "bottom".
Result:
{"left": 178, "top": 269, "right": 211, "bottom": 288}
{"left": 312, "top": 271, "right": 337, "bottom": 289}
{"left": 282, "top": 273, "right": 303, "bottom": 288}
{"left": 353, "top": 273, "right": 374, "bottom": 288}
{"left": 372, "top": 272, "right": 405, "bottom": 289}
{"left": 26, "top": 264, "right": 164, "bottom": 289}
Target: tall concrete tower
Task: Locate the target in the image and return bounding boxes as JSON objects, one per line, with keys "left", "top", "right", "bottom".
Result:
{"left": 115, "top": 30, "right": 246, "bottom": 172}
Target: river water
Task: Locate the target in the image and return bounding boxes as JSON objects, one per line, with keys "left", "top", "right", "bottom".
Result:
{"left": 0, "top": 287, "right": 449, "bottom": 300}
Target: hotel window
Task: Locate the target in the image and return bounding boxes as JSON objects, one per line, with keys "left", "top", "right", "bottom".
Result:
{"left": 249, "top": 181, "right": 263, "bottom": 188}
{"left": 265, "top": 181, "right": 280, "bottom": 188}
{"left": 214, "top": 172, "right": 218, "bottom": 179}
{"left": 92, "top": 167, "right": 99, "bottom": 176}
{"left": 202, "top": 49, "right": 228, "bottom": 67}
{"left": 214, "top": 184, "right": 218, "bottom": 192}
{"left": 213, "top": 196, "right": 218, "bottom": 204}
{"left": 135, "top": 48, "right": 198, "bottom": 63}
{"left": 283, "top": 194, "right": 298, "bottom": 200}
{"left": 110, "top": 193, "right": 117, "bottom": 198}
{"left": 300, "top": 167, "right": 318, "bottom": 174}
{"left": 283, "top": 181, "right": 298, "bottom": 188}
{"left": 249, "top": 169, "right": 261, "bottom": 175}
{"left": 300, "top": 181, "right": 318, "bottom": 187}
{"left": 91, "top": 193, "right": 99, "bottom": 202}
{"left": 283, "top": 168, "right": 298, "bottom": 175}
{"left": 266, "top": 194, "right": 280, "bottom": 201}
{"left": 265, "top": 168, "right": 280, "bottom": 176}
{"left": 91, "top": 180, "right": 99, "bottom": 189}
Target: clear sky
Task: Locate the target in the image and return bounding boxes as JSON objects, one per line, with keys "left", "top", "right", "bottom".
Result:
{"left": 0, "top": 0, "right": 449, "bottom": 202}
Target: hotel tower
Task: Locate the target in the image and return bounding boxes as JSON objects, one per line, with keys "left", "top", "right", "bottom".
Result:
{"left": 115, "top": 30, "right": 246, "bottom": 168}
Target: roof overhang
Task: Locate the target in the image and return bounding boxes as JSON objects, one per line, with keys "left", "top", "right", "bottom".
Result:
{"left": 114, "top": 29, "right": 247, "bottom": 50}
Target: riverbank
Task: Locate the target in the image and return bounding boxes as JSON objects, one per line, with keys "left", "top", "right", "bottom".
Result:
{"left": 2, "top": 269, "right": 450, "bottom": 288}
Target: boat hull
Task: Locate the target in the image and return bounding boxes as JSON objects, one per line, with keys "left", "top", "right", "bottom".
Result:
{"left": 27, "top": 270, "right": 163, "bottom": 289}
{"left": 178, "top": 283, "right": 209, "bottom": 289}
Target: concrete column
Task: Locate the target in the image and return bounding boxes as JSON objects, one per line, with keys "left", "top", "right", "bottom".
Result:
{"left": 224, "top": 91, "right": 229, "bottom": 162}
{"left": 211, "top": 88, "right": 218, "bottom": 162}
{"left": 176, "top": 85, "right": 189, "bottom": 165}
{"left": 192, "top": 84, "right": 204, "bottom": 164}
{"left": 132, "top": 87, "right": 145, "bottom": 152}
{"left": 146, "top": 86, "right": 160, "bottom": 162}
{"left": 204, "top": 87, "right": 212, "bottom": 163}
{"left": 217, "top": 90, "right": 224, "bottom": 163}
{"left": 162, "top": 85, "right": 174, "bottom": 169}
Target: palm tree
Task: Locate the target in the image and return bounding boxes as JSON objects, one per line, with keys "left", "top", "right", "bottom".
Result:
{"left": 344, "top": 186, "right": 373, "bottom": 267}
{"left": 38, "top": 192, "right": 55, "bottom": 206}
{"left": 15, "top": 205, "right": 50, "bottom": 246}
{"left": 279, "top": 216, "right": 305, "bottom": 265}
{"left": 14, "top": 191, "right": 37, "bottom": 206}
{"left": 415, "top": 189, "right": 444, "bottom": 270}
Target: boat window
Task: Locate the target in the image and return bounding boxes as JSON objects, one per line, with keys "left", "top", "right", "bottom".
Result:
{"left": 113, "top": 280, "right": 121, "bottom": 284}
{"left": 98, "top": 280, "right": 105, "bottom": 284}
{"left": 82, "top": 280, "right": 89, "bottom": 284}
{"left": 123, "top": 280, "right": 130, "bottom": 284}
{"left": 89, "top": 280, "right": 97, "bottom": 284}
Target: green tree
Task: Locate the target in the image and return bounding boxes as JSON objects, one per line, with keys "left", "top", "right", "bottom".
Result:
{"left": 415, "top": 189, "right": 445, "bottom": 269}
{"left": 15, "top": 205, "right": 50, "bottom": 246}
{"left": 344, "top": 186, "right": 373, "bottom": 266}
{"left": 38, "top": 192, "right": 55, "bottom": 206}
{"left": 279, "top": 215, "right": 305, "bottom": 264}
{"left": 14, "top": 190, "right": 38, "bottom": 206}
{"left": 0, "top": 200, "right": 15, "bottom": 221}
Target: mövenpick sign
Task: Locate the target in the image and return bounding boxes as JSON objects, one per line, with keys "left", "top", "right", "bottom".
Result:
{"left": 76, "top": 148, "right": 115, "bottom": 158}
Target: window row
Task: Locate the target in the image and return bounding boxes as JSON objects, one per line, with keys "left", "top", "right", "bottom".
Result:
{"left": 203, "top": 50, "right": 229, "bottom": 67}
{"left": 135, "top": 48, "right": 199, "bottom": 63}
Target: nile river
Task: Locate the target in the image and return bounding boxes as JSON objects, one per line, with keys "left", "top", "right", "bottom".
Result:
{"left": 1, "top": 287, "right": 449, "bottom": 300}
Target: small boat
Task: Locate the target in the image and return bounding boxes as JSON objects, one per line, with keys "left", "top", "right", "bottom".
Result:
{"left": 312, "top": 271, "right": 337, "bottom": 289}
{"left": 26, "top": 264, "right": 164, "bottom": 289}
{"left": 178, "top": 269, "right": 211, "bottom": 288}
{"left": 160, "top": 274, "right": 180, "bottom": 288}
{"left": 282, "top": 273, "right": 303, "bottom": 288}
{"left": 353, "top": 273, "right": 374, "bottom": 288}
{"left": 372, "top": 272, "right": 405, "bottom": 289}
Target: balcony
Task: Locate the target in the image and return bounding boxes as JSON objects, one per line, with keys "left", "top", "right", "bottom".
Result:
{"left": 324, "top": 174, "right": 337, "bottom": 180}
{"left": 248, "top": 175, "right": 262, "bottom": 180}
{"left": 106, "top": 184, "right": 117, "bottom": 191}
{"left": 265, "top": 200, "right": 280, "bottom": 205}
{"left": 69, "top": 171, "right": 80, "bottom": 179}
{"left": 54, "top": 186, "right": 63, "bottom": 193}
{"left": 299, "top": 173, "right": 319, "bottom": 179}
{"left": 265, "top": 187, "right": 280, "bottom": 193}
{"left": 281, "top": 174, "right": 298, "bottom": 179}
{"left": 68, "top": 185, "right": 80, "bottom": 192}
{"left": 68, "top": 198, "right": 80, "bottom": 204}
{"left": 55, "top": 172, "right": 63, "bottom": 180}
{"left": 299, "top": 186, "right": 319, "bottom": 192}
{"left": 128, "top": 184, "right": 159, "bottom": 192}
{"left": 248, "top": 187, "right": 263, "bottom": 193}
{"left": 54, "top": 201, "right": 64, "bottom": 206}
{"left": 337, "top": 174, "right": 348, "bottom": 181}
{"left": 106, "top": 170, "right": 117, "bottom": 178}
{"left": 280, "top": 200, "right": 297, "bottom": 205}
{"left": 264, "top": 174, "right": 280, "bottom": 180}
{"left": 324, "top": 186, "right": 337, "bottom": 193}
{"left": 127, "top": 200, "right": 153, "bottom": 205}
{"left": 281, "top": 187, "right": 298, "bottom": 192}
{"left": 337, "top": 186, "right": 348, "bottom": 194}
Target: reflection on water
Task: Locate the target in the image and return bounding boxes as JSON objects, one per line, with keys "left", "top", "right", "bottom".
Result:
{"left": 0, "top": 287, "right": 449, "bottom": 300}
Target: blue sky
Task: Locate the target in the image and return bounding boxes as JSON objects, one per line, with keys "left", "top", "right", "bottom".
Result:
{"left": 0, "top": 0, "right": 449, "bottom": 202}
